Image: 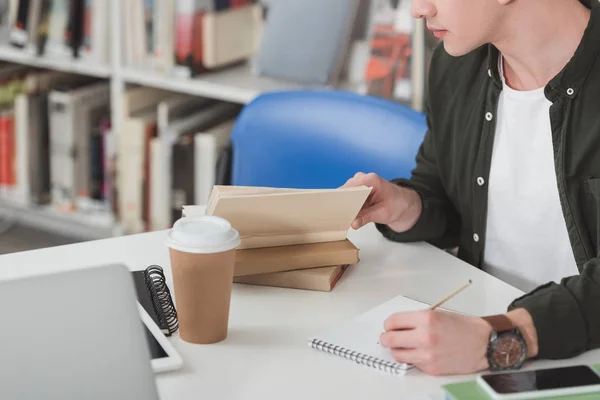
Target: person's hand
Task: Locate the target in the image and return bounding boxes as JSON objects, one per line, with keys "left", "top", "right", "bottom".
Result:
{"left": 380, "top": 310, "right": 492, "bottom": 376}
{"left": 342, "top": 172, "right": 422, "bottom": 231}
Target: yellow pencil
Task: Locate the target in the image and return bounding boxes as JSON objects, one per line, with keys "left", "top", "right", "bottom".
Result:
{"left": 429, "top": 279, "right": 473, "bottom": 310}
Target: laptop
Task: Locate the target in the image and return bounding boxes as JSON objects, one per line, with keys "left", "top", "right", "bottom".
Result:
{"left": 0, "top": 264, "right": 161, "bottom": 400}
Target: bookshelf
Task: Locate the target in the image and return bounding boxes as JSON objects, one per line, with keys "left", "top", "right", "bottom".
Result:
{"left": 0, "top": 200, "right": 118, "bottom": 240}
{"left": 0, "top": 0, "right": 430, "bottom": 241}
{"left": 120, "top": 63, "right": 308, "bottom": 105}
{"left": 0, "top": 45, "right": 112, "bottom": 78}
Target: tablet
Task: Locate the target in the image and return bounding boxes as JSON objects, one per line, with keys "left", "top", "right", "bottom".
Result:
{"left": 138, "top": 303, "right": 183, "bottom": 373}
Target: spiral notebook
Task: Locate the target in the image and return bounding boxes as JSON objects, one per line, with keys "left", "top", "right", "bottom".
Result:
{"left": 131, "top": 265, "right": 183, "bottom": 372}
{"left": 308, "top": 295, "right": 432, "bottom": 375}
{"left": 132, "top": 266, "right": 179, "bottom": 337}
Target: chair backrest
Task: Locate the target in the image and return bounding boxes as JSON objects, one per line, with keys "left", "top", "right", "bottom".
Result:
{"left": 230, "top": 90, "right": 427, "bottom": 189}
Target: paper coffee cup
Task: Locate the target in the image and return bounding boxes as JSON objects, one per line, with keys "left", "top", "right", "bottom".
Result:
{"left": 165, "top": 216, "right": 240, "bottom": 344}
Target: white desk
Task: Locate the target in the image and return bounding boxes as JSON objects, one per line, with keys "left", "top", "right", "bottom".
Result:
{"left": 1, "top": 223, "right": 599, "bottom": 399}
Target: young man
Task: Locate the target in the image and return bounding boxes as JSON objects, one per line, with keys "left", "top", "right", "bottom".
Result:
{"left": 344, "top": 0, "right": 600, "bottom": 376}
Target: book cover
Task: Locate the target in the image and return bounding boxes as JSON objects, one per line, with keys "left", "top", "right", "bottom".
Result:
{"left": 254, "top": 0, "right": 360, "bottom": 85}
{"left": 65, "top": 0, "right": 84, "bottom": 57}
{"left": 35, "top": 0, "right": 51, "bottom": 55}
{"left": 193, "top": 118, "right": 235, "bottom": 206}
{"left": 13, "top": 93, "right": 29, "bottom": 205}
{"left": 25, "top": 0, "right": 41, "bottom": 52}
{"left": 119, "top": 107, "right": 158, "bottom": 234}
{"left": 9, "top": 0, "right": 30, "bottom": 48}
{"left": 45, "top": 0, "right": 70, "bottom": 57}
{"left": 88, "top": 109, "right": 110, "bottom": 203}
{"left": 232, "top": 239, "right": 359, "bottom": 276}
{"left": 170, "top": 134, "right": 195, "bottom": 226}
{"left": 151, "top": 95, "right": 214, "bottom": 230}
{"left": 201, "top": 3, "right": 262, "bottom": 69}
{"left": 0, "top": 110, "right": 15, "bottom": 198}
{"left": 362, "top": 0, "right": 413, "bottom": 103}
{"left": 28, "top": 94, "right": 51, "bottom": 205}
{"left": 202, "top": 185, "right": 371, "bottom": 249}
{"left": 234, "top": 264, "right": 349, "bottom": 292}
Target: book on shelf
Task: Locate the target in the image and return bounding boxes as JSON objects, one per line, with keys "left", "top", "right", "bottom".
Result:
{"left": 0, "top": 67, "right": 115, "bottom": 225}
{"left": 115, "top": 86, "right": 241, "bottom": 234}
{"left": 122, "top": 0, "right": 264, "bottom": 77}
{"left": 254, "top": 0, "right": 360, "bottom": 85}
{"left": 5, "top": 0, "right": 109, "bottom": 62}
{"left": 151, "top": 94, "right": 214, "bottom": 230}
{"left": 119, "top": 104, "right": 158, "bottom": 233}
{"left": 0, "top": 108, "right": 15, "bottom": 198}
{"left": 165, "top": 102, "right": 240, "bottom": 226}
{"left": 234, "top": 264, "right": 350, "bottom": 292}
{"left": 48, "top": 79, "right": 109, "bottom": 212}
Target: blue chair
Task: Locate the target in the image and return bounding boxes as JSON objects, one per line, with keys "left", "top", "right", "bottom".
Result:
{"left": 230, "top": 90, "right": 427, "bottom": 189}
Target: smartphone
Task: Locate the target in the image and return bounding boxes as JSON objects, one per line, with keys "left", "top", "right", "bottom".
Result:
{"left": 476, "top": 365, "right": 600, "bottom": 400}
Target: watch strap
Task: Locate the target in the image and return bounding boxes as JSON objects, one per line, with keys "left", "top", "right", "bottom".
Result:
{"left": 482, "top": 314, "right": 515, "bottom": 333}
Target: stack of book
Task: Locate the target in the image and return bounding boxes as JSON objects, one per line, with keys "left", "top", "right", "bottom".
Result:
{"left": 0, "top": 71, "right": 243, "bottom": 233}
{"left": 124, "top": 0, "right": 263, "bottom": 77}
{"left": 118, "top": 86, "right": 243, "bottom": 234}
{"left": 0, "top": 64, "right": 112, "bottom": 214}
{"left": 182, "top": 185, "right": 371, "bottom": 292}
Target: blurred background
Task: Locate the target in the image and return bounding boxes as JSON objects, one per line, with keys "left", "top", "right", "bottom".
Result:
{"left": 0, "top": 0, "right": 438, "bottom": 254}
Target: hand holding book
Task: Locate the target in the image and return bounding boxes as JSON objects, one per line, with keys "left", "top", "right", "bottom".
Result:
{"left": 341, "top": 172, "right": 422, "bottom": 232}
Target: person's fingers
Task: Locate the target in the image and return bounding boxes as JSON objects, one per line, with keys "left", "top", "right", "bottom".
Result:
{"left": 379, "top": 329, "right": 421, "bottom": 349}
{"left": 352, "top": 202, "right": 388, "bottom": 229}
{"left": 341, "top": 172, "right": 367, "bottom": 188}
{"left": 390, "top": 348, "right": 423, "bottom": 366}
{"left": 384, "top": 311, "right": 434, "bottom": 331}
{"left": 342, "top": 172, "right": 384, "bottom": 189}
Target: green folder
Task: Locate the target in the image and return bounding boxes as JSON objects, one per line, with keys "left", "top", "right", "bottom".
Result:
{"left": 443, "top": 364, "right": 600, "bottom": 400}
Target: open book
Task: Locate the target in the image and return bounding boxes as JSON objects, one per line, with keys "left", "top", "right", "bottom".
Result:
{"left": 184, "top": 185, "right": 372, "bottom": 250}
{"left": 309, "top": 295, "right": 458, "bottom": 375}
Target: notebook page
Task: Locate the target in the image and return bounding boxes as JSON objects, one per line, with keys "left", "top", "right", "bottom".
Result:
{"left": 310, "top": 295, "right": 431, "bottom": 369}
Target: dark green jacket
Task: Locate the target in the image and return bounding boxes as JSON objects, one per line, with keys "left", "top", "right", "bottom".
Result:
{"left": 377, "top": 0, "right": 600, "bottom": 360}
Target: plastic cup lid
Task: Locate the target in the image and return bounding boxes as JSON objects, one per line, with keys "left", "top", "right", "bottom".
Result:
{"left": 165, "top": 216, "right": 240, "bottom": 254}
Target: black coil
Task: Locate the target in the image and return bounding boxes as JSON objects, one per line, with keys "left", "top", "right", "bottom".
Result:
{"left": 144, "top": 265, "right": 178, "bottom": 336}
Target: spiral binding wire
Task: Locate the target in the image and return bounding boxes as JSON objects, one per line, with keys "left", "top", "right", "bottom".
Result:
{"left": 309, "top": 339, "right": 410, "bottom": 375}
{"left": 144, "top": 265, "right": 178, "bottom": 336}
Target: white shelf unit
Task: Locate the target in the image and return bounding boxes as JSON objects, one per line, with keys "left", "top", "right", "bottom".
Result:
{"left": 0, "top": 200, "right": 118, "bottom": 240}
{"left": 0, "top": 0, "right": 346, "bottom": 240}
{"left": 120, "top": 64, "right": 310, "bottom": 105}
{"left": 0, "top": 45, "right": 112, "bottom": 78}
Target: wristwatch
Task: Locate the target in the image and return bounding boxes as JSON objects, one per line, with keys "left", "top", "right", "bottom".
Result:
{"left": 482, "top": 315, "right": 528, "bottom": 371}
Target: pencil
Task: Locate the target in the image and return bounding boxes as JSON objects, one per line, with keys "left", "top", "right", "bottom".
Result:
{"left": 429, "top": 279, "right": 472, "bottom": 310}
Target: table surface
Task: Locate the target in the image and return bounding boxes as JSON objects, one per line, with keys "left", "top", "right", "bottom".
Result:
{"left": 1, "top": 223, "right": 599, "bottom": 400}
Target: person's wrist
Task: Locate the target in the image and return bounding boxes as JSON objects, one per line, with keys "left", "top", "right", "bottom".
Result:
{"left": 507, "top": 308, "right": 539, "bottom": 358}
{"left": 387, "top": 187, "right": 422, "bottom": 233}
{"left": 476, "top": 317, "right": 493, "bottom": 371}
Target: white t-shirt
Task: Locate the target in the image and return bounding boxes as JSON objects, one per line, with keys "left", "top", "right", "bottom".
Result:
{"left": 483, "top": 59, "right": 579, "bottom": 293}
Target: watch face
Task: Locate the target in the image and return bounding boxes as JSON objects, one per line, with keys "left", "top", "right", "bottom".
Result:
{"left": 491, "top": 332, "right": 525, "bottom": 368}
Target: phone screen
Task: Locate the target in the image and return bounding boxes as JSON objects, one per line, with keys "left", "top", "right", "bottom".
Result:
{"left": 481, "top": 365, "right": 600, "bottom": 394}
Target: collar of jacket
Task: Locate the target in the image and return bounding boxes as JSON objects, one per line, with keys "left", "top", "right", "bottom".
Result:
{"left": 486, "top": 0, "right": 600, "bottom": 101}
